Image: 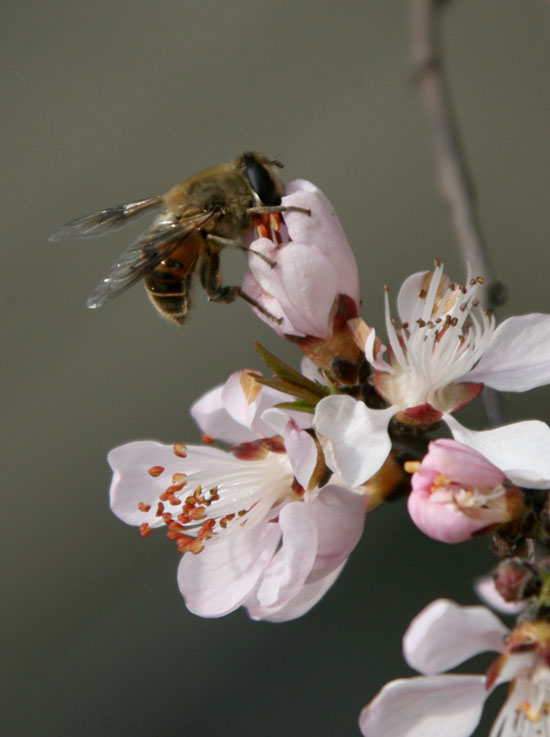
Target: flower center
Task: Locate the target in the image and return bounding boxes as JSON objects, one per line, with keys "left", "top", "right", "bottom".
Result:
{"left": 490, "top": 665, "right": 550, "bottom": 737}
{"left": 137, "top": 441, "right": 297, "bottom": 554}
{"left": 429, "top": 473, "right": 507, "bottom": 513}
{"left": 380, "top": 264, "right": 495, "bottom": 412}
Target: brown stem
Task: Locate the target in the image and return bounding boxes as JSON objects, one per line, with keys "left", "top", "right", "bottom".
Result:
{"left": 411, "top": 0, "right": 507, "bottom": 426}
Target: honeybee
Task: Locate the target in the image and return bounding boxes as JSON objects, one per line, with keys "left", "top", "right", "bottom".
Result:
{"left": 50, "top": 152, "right": 308, "bottom": 324}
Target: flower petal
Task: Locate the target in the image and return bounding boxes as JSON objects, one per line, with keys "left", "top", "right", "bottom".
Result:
{"left": 445, "top": 415, "right": 550, "bottom": 488}
{"left": 306, "top": 484, "right": 365, "bottom": 580}
{"left": 466, "top": 314, "right": 550, "bottom": 391}
{"left": 418, "top": 438, "right": 505, "bottom": 488}
{"left": 313, "top": 396, "right": 394, "bottom": 487}
{"left": 403, "top": 599, "right": 508, "bottom": 674}
{"left": 109, "top": 441, "right": 188, "bottom": 527}
{"left": 283, "top": 179, "right": 360, "bottom": 307}
{"left": 251, "top": 502, "right": 318, "bottom": 612}
{"left": 407, "top": 487, "right": 503, "bottom": 543}
{"left": 359, "top": 675, "right": 487, "bottom": 737}
{"left": 190, "top": 384, "right": 257, "bottom": 444}
{"left": 177, "top": 521, "right": 281, "bottom": 618}
{"left": 396, "top": 271, "right": 427, "bottom": 325}
{"left": 282, "top": 420, "right": 319, "bottom": 490}
{"left": 250, "top": 561, "right": 346, "bottom": 622}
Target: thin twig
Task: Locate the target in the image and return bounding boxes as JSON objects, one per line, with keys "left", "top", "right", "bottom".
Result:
{"left": 410, "top": 0, "right": 507, "bottom": 426}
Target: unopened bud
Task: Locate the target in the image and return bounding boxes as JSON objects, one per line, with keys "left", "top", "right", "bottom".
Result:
{"left": 493, "top": 558, "right": 540, "bottom": 603}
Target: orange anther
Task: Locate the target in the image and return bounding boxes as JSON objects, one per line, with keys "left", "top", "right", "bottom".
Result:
{"left": 148, "top": 466, "right": 164, "bottom": 477}
{"left": 138, "top": 502, "right": 151, "bottom": 512}
{"left": 174, "top": 442, "right": 187, "bottom": 458}
{"left": 139, "top": 523, "right": 152, "bottom": 537}
{"left": 201, "top": 434, "right": 215, "bottom": 444}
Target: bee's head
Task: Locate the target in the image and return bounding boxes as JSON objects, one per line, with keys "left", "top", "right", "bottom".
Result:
{"left": 239, "top": 151, "right": 285, "bottom": 206}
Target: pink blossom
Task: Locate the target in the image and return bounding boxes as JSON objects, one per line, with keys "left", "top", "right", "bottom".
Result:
{"left": 360, "top": 598, "right": 550, "bottom": 737}
{"left": 242, "top": 179, "right": 360, "bottom": 339}
{"left": 109, "top": 371, "right": 365, "bottom": 621}
{"left": 407, "top": 439, "right": 525, "bottom": 543}
{"left": 314, "top": 263, "right": 550, "bottom": 487}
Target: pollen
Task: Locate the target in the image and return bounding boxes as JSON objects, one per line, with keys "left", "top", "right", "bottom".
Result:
{"left": 173, "top": 442, "right": 187, "bottom": 458}
{"left": 148, "top": 466, "right": 164, "bottom": 477}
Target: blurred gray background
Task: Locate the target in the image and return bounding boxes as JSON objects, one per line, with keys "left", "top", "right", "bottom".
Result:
{"left": 3, "top": 1, "right": 550, "bottom": 734}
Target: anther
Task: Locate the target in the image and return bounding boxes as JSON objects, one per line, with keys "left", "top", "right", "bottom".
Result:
{"left": 138, "top": 502, "right": 151, "bottom": 512}
{"left": 139, "top": 523, "right": 152, "bottom": 537}
{"left": 173, "top": 442, "right": 187, "bottom": 458}
{"left": 148, "top": 466, "right": 164, "bottom": 477}
{"left": 201, "top": 434, "right": 215, "bottom": 444}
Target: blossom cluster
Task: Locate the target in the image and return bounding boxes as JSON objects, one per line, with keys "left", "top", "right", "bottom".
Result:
{"left": 108, "top": 180, "right": 550, "bottom": 735}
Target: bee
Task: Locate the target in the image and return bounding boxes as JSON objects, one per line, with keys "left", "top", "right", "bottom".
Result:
{"left": 50, "top": 152, "right": 308, "bottom": 325}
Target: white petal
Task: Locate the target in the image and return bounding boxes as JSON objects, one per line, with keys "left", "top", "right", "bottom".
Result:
{"left": 466, "top": 314, "right": 550, "bottom": 391}
{"left": 313, "top": 396, "right": 394, "bottom": 487}
{"left": 306, "top": 484, "right": 365, "bottom": 580}
{"left": 283, "top": 180, "right": 360, "bottom": 307}
{"left": 108, "top": 441, "right": 187, "bottom": 527}
{"left": 250, "top": 562, "right": 346, "bottom": 622}
{"left": 403, "top": 599, "right": 508, "bottom": 674}
{"left": 396, "top": 271, "right": 427, "bottom": 324}
{"left": 253, "top": 502, "right": 317, "bottom": 610}
{"left": 190, "top": 385, "right": 257, "bottom": 444}
{"left": 445, "top": 415, "right": 550, "bottom": 487}
{"left": 281, "top": 421, "right": 318, "bottom": 489}
{"left": 359, "top": 675, "right": 487, "bottom": 737}
{"left": 177, "top": 521, "right": 281, "bottom": 618}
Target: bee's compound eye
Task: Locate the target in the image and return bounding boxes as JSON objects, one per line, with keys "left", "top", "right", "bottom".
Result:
{"left": 244, "top": 159, "right": 280, "bottom": 206}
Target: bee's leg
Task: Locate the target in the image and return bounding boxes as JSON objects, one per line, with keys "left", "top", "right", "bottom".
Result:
{"left": 199, "top": 249, "right": 282, "bottom": 324}
{"left": 205, "top": 233, "right": 276, "bottom": 268}
{"left": 246, "top": 205, "right": 311, "bottom": 217}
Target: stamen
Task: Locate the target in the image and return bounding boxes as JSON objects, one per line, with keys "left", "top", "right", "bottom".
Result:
{"left": 174, "top": 443, "right": 187, "bottom": 458}
{"left": 148, "top": 466, "right": 164, "bottom": 477}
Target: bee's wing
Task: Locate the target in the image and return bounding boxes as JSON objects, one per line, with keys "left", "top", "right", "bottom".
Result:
{"left": 86, "top": 210, "right": 220, "bottom": 309}
{"left": 49, "top": 197, "right": 163, "bottom": 241}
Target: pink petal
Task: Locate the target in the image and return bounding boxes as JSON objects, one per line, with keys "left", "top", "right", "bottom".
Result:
{"left": 466, "top": 314, "right": 550, "bottom": 391}
{"left": 445, "top": 415, "right": 550, "bottom": 487}
{"left": 283, "top": 421, "right": 319, "bottom": 490}
{"left": 250, "top": 561, "right": 346, "bottom": 622}
{"left": 241, "top": 271, "right": 291, "bottom": 337}
{"left": 177, "top": 521, "right": 281, "bottom": 618}
{"left": 359, "top": 675, "right": 487, "bottom": 737}
{"left": 190, "top": 384, "right": 258, "bottom": 444}
{"left": 313, "top": 396, "right": 394, "bottom": 487}
{"left": 403, "top": 599, "right": 508, "bottom": 674}
{"left": 407, "top": 487, "right": 501, "bottom": 543}
{"left": 306, "top": 484, "right": 365, "bottom": 580}
{"left": 251, "top": 502, "right": 318, "bottom": 612}
{"left": 283, "top": 180, "right": 360, "bottom": 307}
{"left": 419, "top": 438, "right": 505, "bottom": 488}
